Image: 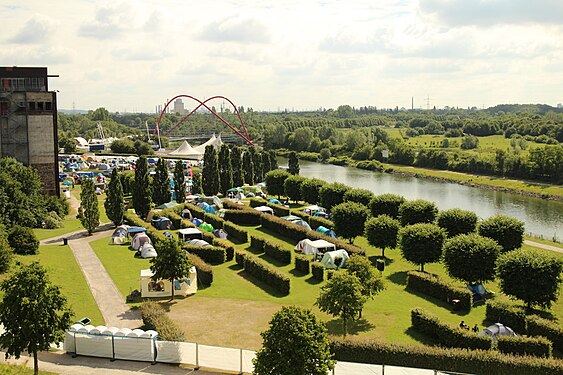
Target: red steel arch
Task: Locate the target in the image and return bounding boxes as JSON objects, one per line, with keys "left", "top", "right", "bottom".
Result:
{"left": 157, "top": 95, "right": 253, "bottom": 145}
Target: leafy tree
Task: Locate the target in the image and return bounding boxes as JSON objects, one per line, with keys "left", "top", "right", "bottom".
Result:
{"left": 268, "top": 150, "right": 279, "bottom": 170}
{"left": 252, "top": 148, "right": 264, "bottom": 182}
{"left": 133, "top": 155, "right": 152, "bottom": 219}
{"left": 319, "top": 182, "right": 350, "bottom": 210}
{"left": 0, "top": 228, "right": 13, "bottom": 273}
{"left": 0, "top": 262, "right": 72, "bottom": 375}
{"left": 152, "top": 158, "right": 171, "bottom": 205}
{"left": 399, "top": 223, "right": 446, "bottom": 272}
{"left": 265, "top": 170, "right": 291, "bottom": 199}
{"left": 496, "top": 249, "right": 563, "bottom": 310}
{"left": 90, "top": 107, "right": 111, "bottom": 121}
{"left": 284, "top": 175, "right": 306, "bottom": 203}
{"left": 478, "top": 214, "right": 524, "bottom": 253}
{"left": 442, "top": 234, "right": 501, "bottom": 284}
{"left": 202, "top": 145, "right": 219, "bottom": 196}
{"left": 369, "top": 194, "right": 405, "bottom": 219}
{"left": 243, "top": 149, "right": 255, "bottom": 185}
{"left": 316, "top": 272, "right": 366, "bottom": 335}
{"left": 461, "top": 135, "right": 479, "bottom": 150}
{"left": 364, "top": 215, "right": 400, "bottom": 257}
{"left": 300, "top": 178, "right": 326, "bottom": 205}
{"left": 7, "top": 226, "right": 39, "bottom": 255}
{"left": 58, "top": 136, "right": 76, "bottom": 153}
{"left": 261, "top": 152, "right": 272, "bottom": 174}
{"left": 119, "top": 171, "right": 135, "bottom": 196}
{"left": 343, "top": 188, "right": 374, "bottom": 207}
{"left": 150, "top": 238, "right": 191, "bottom": 300}
{"left": 218, "top": 144, "right": 233, "bottom": 195}
{"left": 104, "top": 168, "right": 124, "bottom": 226}
{"left": 173, "top": 161, "right": 186, "bottom": 203}
{"left": 253, "top": 306, "right": 335, "bottom": 375}
{"left": 292, "top": 127, "right": 314, "bottom": 151}
{"left": 191, "top": 171, "right": 203, "bottom": 195}
{"left": 346, "top": 255, "right": 385, "bottom": 317}
{"left": 436, "top": 208, "right": 478, "bottom": 238}
{"left": 331, "top": 202, "right": 370, "bottom": 243}
{"left": 319, "top": 148, "right": 331, "bottom": 160}
{"left": 398, "top": 199, "right": 438, "bottom": 226}
{"left": 231, "top": 146, "right": 244, "bottom": 187}
{"left": 288, "top": 151, "right": 300, "bottom": 175}
{"left": 78, "top": 178, "right": 99, "bottom": 235}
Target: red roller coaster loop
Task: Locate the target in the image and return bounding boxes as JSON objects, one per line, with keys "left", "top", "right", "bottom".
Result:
{"left": 157, "top": 95, "right": 253, "bottom": 145}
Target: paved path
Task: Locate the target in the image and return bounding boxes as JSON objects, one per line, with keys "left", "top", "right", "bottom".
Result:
{"left": 524, "top": 239, "right": 563, "bottom": 254}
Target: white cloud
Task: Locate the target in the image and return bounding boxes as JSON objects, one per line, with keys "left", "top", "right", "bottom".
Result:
{"left": 7, "top": 15, "right": 56, "bottom": 44}
{"left": 198, "top": 17, "right": 271, "bottom": 44}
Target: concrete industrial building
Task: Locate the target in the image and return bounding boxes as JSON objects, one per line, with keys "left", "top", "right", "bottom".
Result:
{"left": 0, "top": 66, "right": 59, "bottom": 196}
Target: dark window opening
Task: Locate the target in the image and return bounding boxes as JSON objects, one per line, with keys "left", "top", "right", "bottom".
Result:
{"left": 29, "top": 102, "right": 36, "bottom": 110}
{"left": 45, "top": 102, "right": 52, "bottom": 110}
{"left": 38, "top": 102, "right": 44, "bottom": 110}
{"left": 0, "top": 102, "right": 8, "bottom": 116}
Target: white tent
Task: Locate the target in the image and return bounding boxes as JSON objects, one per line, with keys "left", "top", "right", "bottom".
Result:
{"left": 168, "top": 141, "right": 204, "bottom": 159}
{"left": 192, "top": 134, "right": 223, "bottom": 153}
{"left": 295, "top": 239, "right": 336, "bottom": 255}
{"left": 254, "top": 206, "right": 274, "bottom": 215}
{"left": 132, "top": 233, "right": 152, "bottom": 251}
{"left": 480, "top": 323, "right": 516, "bottom": 339}
{"left": 140, "top": 267, "right": 197, "bottom": 298}
{"left": 139, "top": 243, "right": 157, "bottom": 258}
{"left": 320, "top": 249, "right": 350, "bottom": 269}
{"left": 186, "top": 239, "right": 211, "bottom": 247}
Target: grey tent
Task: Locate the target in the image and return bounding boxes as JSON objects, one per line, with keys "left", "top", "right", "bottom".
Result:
{"left": 213, "top": 229, "right": 228, "bottom": 239}
{"left": 480, "top": 323, "right": 516, "bottom": 340}
{"left": 320, "top": 249, "right": 349, "bottom": 269}
{"left": 181, "top": 208, "right": 193, "bottom": 220}
{"left": 151, "top": 217, "right": 173, "bottom": 230}
{"left": 186, "top": 239, "right": 211, "bottom": 247}
{"left": 139, "top": 243, "right": 158, "bottom": 258}
{"left": 110, "top": 225, "right": 129, "bottom": 245}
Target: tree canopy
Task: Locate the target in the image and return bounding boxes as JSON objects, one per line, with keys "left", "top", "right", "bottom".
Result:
{"left": 288, "top": 151, "right": 300, "bottom": 175}
{"left": 265, "top": 170, "right": 291, "bottom": 199}
{"left": 319, "top": 182, "right": 350, "bottom": 210}
{"left": 218, "top": 144, "right": 233, "bottom": 195}
{"left": 478, "top": 214, "right": 525, "bottom": 253}
{"left": 300, "top": 178, "right": 326, "bottom": 205}
{"left": 369, "top": 194, "right": 406, "bottom": 219}
{"left": 331, "top": 201, "right": 370, "bottom": 243}
{"left": 150, "top": 238, "right": 191, "bottom": 300}
{"left": 202, "top": 146, "right": 220, "bottom": 196}
{"left": 78, "top": 178, "right": 100, "bottom": 235}
{"left": 398, "top": 199, "right": 438, "bottom": 226}
{"left": 399, "top": 223, "right": 446, "bottom": 272}
{"left": 364, "top": 215, "right": 400, "bottom": 257}
{"left": 173, "top": 161, "right": 186, "bottom": 203}
{"left": 437, "top": 208, "right": 478, "bottom": 238}
{"left": 152, "top": 158, "right": 171, "bottom": 206}
{"left": 133, "top": 155, "right": 152, "bottom": 219}
{"left": 284, "top": 175, "right": 307, "bottom": 203}
{"left": 105, "top": 168, "right": 124, "bottom": 226}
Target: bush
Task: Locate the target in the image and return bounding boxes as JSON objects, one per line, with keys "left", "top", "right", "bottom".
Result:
{"left": 295, "top": 254, "right": 310, "bottom": 274}
{"left": 235, "top": 249, "right": 247, "bottom": 267}
{"left": 223, "top": 221, "right": 249, "bottom": 243}
{"left": 212, "top": 238, "right": 235, "bottom": 261}
{"left": 312, "top": 262, "right": 324, "bottom": 281}
{"left": 263, "top": 240, "right": 291, "bottom": 265}
{"left": 43, "top": 211, "right": 64, "bottom": 229}
{"left": 343, "top": 188, "right": 374, "bottom": 207}
{"left": 187, "top": 254, "right": 213, "bottom": 286}
{"left": 411, "top": 308, "right": 491, "bottom": 350}
{"left": 204, "top": 212, "right": 224, "bottom": 229}
{"left": 183, "top": 244, "right": 226, "bottom": 265}
{"left": 309, "top": 215, "right": 333, "bottom": 230}
{"left": 369, "top": 194, "right": 405, "bottom": 219}
{"left": 398, "top": 199, "right": 438, "bottom": 226}
{"left": 250, "top": 235, "right": 265, "bottom": 252}
{"left": 267, "top": 202, "right": 291, "bottom": 217}
{"left": 249, "top": 197, "right": 267, "bottom": 208}
{"left": 243, "top": 253, "right": 290, "bottom": 295}
{"left": 290, "top": 210, "right": 310, "bottom": 221}
{"left": 184, "top": 203, "right": 206, "bottom": 219}
{"left": 497, "top": 335, "right": 552, "bottom": 358}
{"left": 329, "top": 337, "right": 563, "bottom": 375}
{"left": 0, "top": 232, "right": 13, "bottom": 273}
{"left": 8, "top": 225, "right": 39, "bottom": 255}
{"left": 527, "top": 315, "right": 563, "bottom": 352}
{"left": 436, "top": 208, "right": 478, "bottom": 237}
{"left": 139, "top": 301, "right": 185, "bottom": 341}
{"left": 478, "top": 214, "right": 524, "bottom": 252}
{"left": 406, "top": 271, "right": 472, "bottom": 311}
{"left": 223, "top": 209, "right": 262, "bottom": 225}
{"left": 485, "top": 301, "right": 528, "bottom": 334}
{"left": 221, "top": 199, "right": 248, "bottom": 210}
{"left": 319, "top": 182, "right": 350, "bottom": 210}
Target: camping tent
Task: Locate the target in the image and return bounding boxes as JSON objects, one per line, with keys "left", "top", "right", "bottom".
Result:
{"left": 480, "top": 323, "right": 516, "bottom": 339}
{"left": 110, "top": 225, "right": 129, "bottom": 245}
{"left": 254, "top": 206, "right": 274, "bottom": 215}
{"left": 139, "top": 267, "right": 197, "bottom": 298}
{"left": 320, "top": 249, "right": 350, "bottom": 269}
{"left": 132, "top": 233, "right": 152, "bottom": 251}
{"left": 191, "top": 218, "right": 203, "bottom": 227}
{"left": 199, "top": 222, "right": 214, "bottom": 232}
{"left": 304, "top": 205, "right": 326, "bottom": 215}
{"left": 156, "top": 202, "right": 179, "bottom": 210}
{"left": 290, "top": 219, "right": 311, "bottom": 230}
{"left": 197, "top": 202, "right": 216, "bottom": 214}
{"left": 281, "top": 215, "right": 302, "bottom": 221}
{"left": 127, "top": 226, "right": 147, "bottom": 235}
{"left": 316, "top": 225, "right": 337, "bottom": 238}
{"left": 178, "top": 228, "right": 203, "bottom": 241}
{"left": 186, "top": 239, "right": 211, "bottom": 247}
{"left": 213, "top": 229, "right": 228, "bottom": 239}
{"left": 294, "top": 239, "right": 336, "bottom": 256}
{"left": 139, "top": 243, "right": 157, "bottom": 258}
{"left": 151, "top": 217, "right": 173, "bottom": 230}
{"left": 181, "top": 208, "right": 193, "bottom": 220}
{"left": 269, "top": 198, "right": 281, "bottom": 205}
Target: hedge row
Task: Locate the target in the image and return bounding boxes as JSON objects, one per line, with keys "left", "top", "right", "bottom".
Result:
{"left": 139, "top": 301, "right": 185, "bottom": 341}
{"left": 235, "top": 249, "right": 246, "bottom": 267}
{"left": 213, "top": 238, "right": 235, "bottom": 261}
{"left": 223, "top": 209, "right": 262, "bottom": 225}
{"left": 497, "top": 335, "right": 552, "bottom": 358}
{"left": 263, "top": 240, "right": 291, "bottom": 265}
{"left": 411, "top": 308, "right": 491, "bottom": 350}
{"left": 183, "top": 244, "right": 226, "bottom": 265}
{"left": 223, "top": 221, "right": 248, "bottom": 243}
{"left": 527, "top": 315, "right": 563, "bottom": 353}
{"left": 123, "top": 212, "right": 166, "bottom": 245}
{"left": 294, "top": 254, "right": 310, "bottom": 274}
{"left": 159, "top": 208, "right": 183, "bottom": 229}
{"left": 188, "top": 253, "right": 213, "bottom": 286}
{"left": 406, "top": 271, "right": 472, "bottom": 311}
{"left": 267, "top": 202, "right": 290, "bottom": 217}
{"left": 312, "top": 262, "right": 324, "bottom": 281}
{"left": 309, "top": 215, "right": 333, "bottom": 230}
{"left": 290, "top": 210, "right": 310, "bottom": 221}
{"left": 250, "top": 235, "right": 265, "bottom": 252}
{"left": 237, "top": 251, "right": 290, "bottom": 295}
{"left": 222, "top": 200, "right": 247, "bottom": 210}
{"left": 204, "top": 212, "right": 224, "bottom": 229}
{"left": 183, "top": 203, "right": 206, "bottom": 219}
{"left": 329, "top": 337, "right": 563, "bottom": 375}
{"left": 249, "top": 197, "right": 267, "bottom": 208}
{"left": 259, "top": 214, "right": 365, "bottom": 256}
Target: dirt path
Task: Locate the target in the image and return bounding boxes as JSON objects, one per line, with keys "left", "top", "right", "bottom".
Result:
{"left": 525, "top": 239, "right": 563, "bottom": 254}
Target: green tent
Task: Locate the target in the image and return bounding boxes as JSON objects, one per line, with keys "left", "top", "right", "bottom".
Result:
{"left": 200, "top": 222, "right": 214, "bottom": 232}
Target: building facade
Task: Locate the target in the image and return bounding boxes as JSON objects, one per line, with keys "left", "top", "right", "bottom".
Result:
{"left": 0, "top": 67, "right": 59, "bottom": 195}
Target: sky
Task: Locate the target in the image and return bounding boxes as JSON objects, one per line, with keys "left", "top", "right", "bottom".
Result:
{"left": 1, "top": 0, "right": 563, "bottom": 112}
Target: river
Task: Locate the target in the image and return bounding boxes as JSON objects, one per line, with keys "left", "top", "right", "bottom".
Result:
{"left": 279, "top": 158, "right": 563, "bottom": 240}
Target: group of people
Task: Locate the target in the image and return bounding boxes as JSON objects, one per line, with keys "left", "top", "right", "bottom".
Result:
{"left": 460, "top": 320, "right": 479, "bottom": 333}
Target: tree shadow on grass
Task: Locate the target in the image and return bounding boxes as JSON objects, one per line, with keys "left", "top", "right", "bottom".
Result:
{"left": 403, "top": 287, "right": 472, "bottom": 317}
{"left": 289, "top": 268, "right": 308, "bottom": 278}
{"left": 257, "top": 253, "right": 288, "bottom": 268}
{"left": 236, "top": 270, "right": 288, "bottom": 298}
{"left": 305, "top": 276, "right": 322, "bottom": 285}
{"left": 228, "top": 263, "right": 243, "bottom": 271}
{"left": 404, "top": 326, "right": 437, "bottom": 346}
{"left": 326, "top": 318, "right": 375, "bottom": 336}
{"left": 388, "top": 271, "right": 408, "bottom": 286}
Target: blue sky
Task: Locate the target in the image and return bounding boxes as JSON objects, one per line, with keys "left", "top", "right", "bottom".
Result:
{"left": 2, "top": 0, "right": 562, "bottom": 112}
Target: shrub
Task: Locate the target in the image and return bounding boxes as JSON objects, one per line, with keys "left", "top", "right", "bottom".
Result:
{"left": 478, "top": 214, "right": 524, "bottom": 252}
{"left": 406, "top": 271, "right": 472, "bottom": 311}
{"left": 0, "top": 232, "right": 13, "bottom": 273}
{"left": 369, "top": 194, "right": 405, "bottom": 219}
{"left": 411, "top": 308, "right": 491, "bottom": 350}
{"left": 343, "top": 188, "right": 374, "bottom": 207}
{"left": 265, "top": 169, "right": 291, "bottom": 198}
{"left": 140, "top": 301, "right": 185, "bottom": 341}
{"left": 184, "top": 203, "right": 206, "bottom": 219}
{"left": 223, "top": 221, "right": 249, "bottom": 243}
{"left": 43, "top": 211, "right": 64, "bottom": 229}
{"left": 250, "top": 235, "right": 265, "bottom": 252}
{"left": 436, "top": 208, "right": 478, "bottom": 237}
{"left": 497, "top": 335, "right": 552, "bottom": 358}
{"left": 212, "top": 238, "right": 235, "bottom": 261}
{"left": 183, "top": 244, "right": 226, "bottom": 265}
{"left": 527, "top": 315, "right": 563, "bottom": 352}
{"left": 267, "top": 202, "right": 291, "bottom": 217}
{"left": 290, "top": 210, "right": 310, "bottom": 221}
{"left": 398, "top": 199, "right": 438, "bottom": 226}
{"left": 331, "top": 201, "right": 370, "bottom": 243}
{"left": 309, "top": 215, "right": 333, "bottom": 230}
{"left": 284, "top": 175, "right": 307, "bottom": 203}
{"left": 221, "top": 199, "right": 248, "bottom": 210}
{"left": 8, "top": 225, "right": 39, "bottom": 255}
{"left": 329, "top": 337, "right": 563, "bottom": 375}
{"left": 295, "top": 254, "right": 310, "bottom": 274}
{"left": 249, "top": 197, "right": 267, "bottom": 208}
{"left": 312, "top": 262, "right": 324, "bottom": 281}
{"left": 399, "top": 223, "right": 445, "bottom": 272}
{"left": 235, "top": 249, "right": 247, "bottom": 267}
{"left": 204, "top": 212, "right": 224, "bottom": 229}
{"left": 319, "top": 182, "right": 350, "bottom": 210}
{"left": 243, "top": 253, "right": 290, "bottom": 294}
{"left": 223, "top": 209, "right": 262, "bottom": 225}
{"left": 301, "top": 178, "right": 326, "bottom": 205}
{"left": 485, "top": 301, "right": 528, "bottom": 334}
{"left": 187, "top": 254, "right": 213, "bottom": 286}
{"left": 263, "top": 240, "right": 291, "bottom": 265}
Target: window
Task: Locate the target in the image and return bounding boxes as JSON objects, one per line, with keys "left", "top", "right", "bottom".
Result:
{"left": 0, "top": 102, "right": 8, "bottom": 116}
{"left": 45, "top": 102, "right": 52, "bottom": 110}
{"left": 29, "top": 102, "right": 36, "bottom": 110}
{"left": 37, "top": 102, "right": 44, "bottom": 110}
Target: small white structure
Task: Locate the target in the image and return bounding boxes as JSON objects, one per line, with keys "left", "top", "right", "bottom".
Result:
{"left": 320, "top": 249, "right": 350, "bottom": 269}
{"left": 295, "top": 239, "right": 336, "bottom": 256}
{"left": 254, "top": 206, "right": 274, "bottom": 215}
{"left": 178, "top": 228, "right": 203, "bottom": 241}
{"left": 140, "top": 267, "right": 197, "bottom": 298}
{"left": 132, "top": 232, "right": 152, "bottom": 251}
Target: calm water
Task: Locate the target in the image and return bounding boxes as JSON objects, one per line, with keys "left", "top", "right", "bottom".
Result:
{"left": 279, "top": 158, "right": 563, "bottom": 240}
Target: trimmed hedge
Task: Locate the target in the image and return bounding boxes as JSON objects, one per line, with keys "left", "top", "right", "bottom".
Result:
{"left": 329, "top": 337, "right": 563, "bottom": 375}
{"left": 222, "top": 199, "right": 247, "bottom": 210}
{"left": 485, "top": 300, "right": 527, "bottom": 333}
{"left": 290, "top": 210, "right": 310, "bottom": 221}
{"left": 242, "top": 253, "right": 290, "bottom": 295}
{"left": 309, "top": 215, "right": 333, "bottom": 230}
{"left": 294, "top": 254, "right": 310, "bottom": 274}
{"left": 249, "top": 197, "right": 267, "bottom": 208}
{"left": 123, "top": 212, "right": 167, "bottom": 245}
{"left": 188, "top": 253, "right": 213, "bottom": 286}
{"left": 527, "top": 315, "right": 563, "bottom": 352}
{"left": 250, "top": 235, "right": 265, "bottom": 252}
{"left": 140, "top": 301, "right": 185, "bottom": 341}
{"left": 159, "top": 209, "right": 183, "bottom": 229}
{"left": 411, "top": 308, "right": 491, "bottom": 350}
{"left": 267, "top": 202, "right": 290, "bottom": 217}
{"left": 184, "top": 203, "right": 206, "bottom": 219}
{"left": 213, "top": 238, "right": 235, "bottom": 261}
{"left": 235, "top": 249, "right": 247, "bottom": 267}
{"left": 312, "top": 262, "right": 324, "bottom": 281}
{"left": 406, "top": 271, "right": 472, "bottom": 311}
{"left": 183, "top": 244, "right": 226, "bottom": 265}
{"left": 204, "top": 212, "right": 224, "bottom": 229}
{"left": 497, "top": 335, "right": 552, "bottom": 358}
{"left": 263, "top": 240, "right": 291, "bottom": 265}
{"left": 223, "top": 209, "right": 262, "bottom": 225}
{"left": 223, "top": 221, "right": 248, "bottom": 243}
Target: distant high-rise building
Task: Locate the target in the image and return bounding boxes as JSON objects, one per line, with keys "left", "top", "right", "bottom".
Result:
{"left": 558, "top": 103, "right": 562, "bottom": 109}
{"left": 173, "top": 98, "right": 185, "bottom": 115}
{"left": 0, "top": 66, "right": 59, "bottom": 196}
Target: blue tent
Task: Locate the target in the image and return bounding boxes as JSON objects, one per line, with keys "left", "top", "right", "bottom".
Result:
{"left": 269, "top": 198, "right": 281, "bottom": 205}
{"left": 191, "top": 218, "right": 204, "bottom": 227}
{"left": 316, "top": 225, "right": 337, "bottom": 238}
{"left": 127, "top": 226, "right": 147, "bottom": 234}
{"left": 198, "top": 202, "right": 216, "bottom": 214}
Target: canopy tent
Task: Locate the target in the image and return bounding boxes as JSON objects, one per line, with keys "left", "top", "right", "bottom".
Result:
{"left": 213, "top": 229, "right": 228, "bottom": 239}
{"left": 304, "top": 205, "right": 326, "bottom": 214}
{"left": 199, "top": 222, "right": 214, "bottom": 232}
{"left": 140, "top": 267, "right": 197, "bottom": 298}
{"left": 186, "top": 239, "right": 211, "bottom": 247}
{"left": 192, "top": 134, "right": 223, "bottom": 153}
{"left": 178, "top": 228, "right": 203, "bottom": 241}
{"left": 480, "top": 323, "right": 516, "bottom": 340}
{"left": 316, "top": 225, "right": 337, "bottom": 238}
{"left": 156, "top": 202, "right": 179, "bottom": 210}
{"left": 295, "top": 239, "right": 336, "bottom": 255}
{"left": 254, "top": 206, "right": 274, "bottom": 215}
{"left": 320, "top": 250, "right": 349, "bottom": 269}
{"left": 110, "top": 225, "right": 129, "bottom": 245}
{"left": 132, "top": 233, "right": 152, "bottom": 251}
{"left": 138, "top": 243, "right": 157, "bottom": 258}
{"left": 167, "top": 141, "right": 204, "bottom": 159}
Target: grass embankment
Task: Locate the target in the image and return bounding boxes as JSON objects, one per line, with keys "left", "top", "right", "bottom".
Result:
{"left": 0, "top": 363, "right": 56, "bottom": 375}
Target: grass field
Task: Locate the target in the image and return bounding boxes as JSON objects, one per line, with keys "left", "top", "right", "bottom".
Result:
{"left": 33, "top": 219, "right": 83, "bottom": 241}
{"left": 0, "top": 363, "right": 56, "bottom": 375}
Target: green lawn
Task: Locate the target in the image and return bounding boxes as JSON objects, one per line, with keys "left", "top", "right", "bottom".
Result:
{"left": 0, "top": 363, "right": 56, "bottom": 375}
{"left": 33, "top": 219, "right": 83, "bottom": 241}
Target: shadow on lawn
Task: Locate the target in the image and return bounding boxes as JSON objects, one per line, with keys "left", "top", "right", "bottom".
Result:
{"left": 388, "top": 271, "right": 407, "bottom": 286}
{"left": 236, "top": 270, "right": 288, "bottom": 298}
{"left": 305, "top": 275, "right": 322, "bottom": 285}
{"left": 326, "top": 318, "right": 375, "bottom": 336}
{"left": 289, "top": 268, "right": 308, "bottom": 278}
{"left": 368, "top": 255, "right": 394, "bottom": 267}
{"left": 405, "top": 326, "right": 437, "bottom": 346}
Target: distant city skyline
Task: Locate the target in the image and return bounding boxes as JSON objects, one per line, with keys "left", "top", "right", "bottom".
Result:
{"left": 2, "top": 1, "right": 562, "bottom": 112}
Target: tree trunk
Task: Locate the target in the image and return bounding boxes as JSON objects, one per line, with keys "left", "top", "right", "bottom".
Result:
{"left": 381, "top": 247, "right": 385, "bottom": 258}
{"left": 421, "top": 263, "right": 424, "bottom": 272}
{"left": 33, "top": 351, "right": 38, "bottom": 375}
{"left": 170, "top": 279, "right": 175, "bottom": 301}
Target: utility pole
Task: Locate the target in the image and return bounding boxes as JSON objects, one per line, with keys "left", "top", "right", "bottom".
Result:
{"left": 411, "top": 97, "right": 414, "bottom": 110}
{"left": 426, "top": 95, "right": 431, "bottom": 110}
